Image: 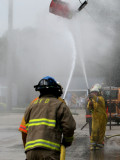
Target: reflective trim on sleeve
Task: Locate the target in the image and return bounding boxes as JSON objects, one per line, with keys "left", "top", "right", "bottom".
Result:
{"left": 19, "top": 125, "right": 27, "bottom": 133}
{"left": 26, "top": 123, "right": 29, "bottom": 131}
{"left": 30, "top": 97, "right": 39, "bottom": 104}
{"left": 25, "top": 139, "right": 60, "bottom": 151}
{"left": 90, "top": 142, "right": 96, "bottom": 146}
{"left": 26, "top": 118, "right": 56, "bottom": 130}
{"left": 86, "top": 115, "right": 92, "bottom": 118}
{"left": 64, "top": 136, "right": 74, "bottom": 142}
{"left": 96, "top": 97, "right": 99, "bottom": 102}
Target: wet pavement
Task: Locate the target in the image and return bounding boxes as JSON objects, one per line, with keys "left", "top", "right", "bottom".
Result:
{"left": 0, "top": 113, "right": 25, "bottom": 160}
{"left": 66, "top": 135, "right": 120, "bottom": 160}
{"left": 0, "top": 110, "right": 120, "bottom": 160}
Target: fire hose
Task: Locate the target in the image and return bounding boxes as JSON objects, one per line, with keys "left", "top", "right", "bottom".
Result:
{"left": 105, "top": 134, "right": 120, "bottom": 140}
{"left": 60, "top": 145, "right": 66, "bottom": 160}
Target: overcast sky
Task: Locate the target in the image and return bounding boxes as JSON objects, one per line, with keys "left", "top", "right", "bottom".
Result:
{"left": 0, "top": 0, "right": 53, "bottom": 36}
{"left": 0, "top": 0, "right": 88, "bottom": 37}
{"left": 1, "top": 0, "right": 119, "bottom": 90}
{"left": 1, "top": 0, "right": 119, "bottom": 37}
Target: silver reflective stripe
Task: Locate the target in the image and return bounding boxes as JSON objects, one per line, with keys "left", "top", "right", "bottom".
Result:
{"left": 97, "top": 144, "right": 104, "bottom": 148}
{"left": 96, "top": 97, "right": 99, "bottom": 102}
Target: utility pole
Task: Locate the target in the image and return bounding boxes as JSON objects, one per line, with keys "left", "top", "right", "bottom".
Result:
{"left": 109, "top": 86, "right": 112, "bottom": 130}
{"left": 8, "top": 0, "right": 13, "bottom": 31}
{"left": 7, "top": 0, "right": 13, "bottom": 111}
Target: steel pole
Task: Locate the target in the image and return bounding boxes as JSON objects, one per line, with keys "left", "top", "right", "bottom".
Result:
{"left": 109, "top": 86, "right": 112, "bottom": 130}
{"left": 7, "top": 0, "right": 13, "bottom": 111}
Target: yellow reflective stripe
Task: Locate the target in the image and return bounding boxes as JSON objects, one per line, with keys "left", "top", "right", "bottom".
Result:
{"left": 26, "top": 118, "right": 56, "bottom": 129}
{"left": 25, "top": 139, "right": 60, "bottom": 151}
{"left": 26, "top": 123, "right": 29, "bottom": 131}
{"left": 29, "top": 122, "right": 55, "bottom": 127}
{"left": 30, "top": 118, "right": 55, "bottom": 123}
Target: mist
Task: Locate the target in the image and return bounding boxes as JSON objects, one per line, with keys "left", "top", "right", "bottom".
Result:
{"left": 0, "top": 0, "right": 120, "bottom": 107}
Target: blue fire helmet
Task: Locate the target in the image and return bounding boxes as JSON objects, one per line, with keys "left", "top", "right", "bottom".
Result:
{"left": 34, "top": 76, "right": 63, "bottom": 97}
{"left": 34, "top": 76, "right": 57, "bottom": 90}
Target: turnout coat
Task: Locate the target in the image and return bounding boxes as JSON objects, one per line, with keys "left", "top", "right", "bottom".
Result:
{"left": 24, "top": 95, "right": 76, "bottom": 152}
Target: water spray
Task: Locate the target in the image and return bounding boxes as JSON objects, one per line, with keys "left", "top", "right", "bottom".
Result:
{"left": 80, "top": 56, "right": 89, "bottom": 89}
{"left": 63, "top": 31, "right": 77, "bottom": 99}
{"left": 80, "top": 53, "right": 90, "bottom": 98}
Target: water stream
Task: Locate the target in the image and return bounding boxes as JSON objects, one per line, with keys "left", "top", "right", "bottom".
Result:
{"left": 63, "top": 30, "right": 89, "bottom": 99}
{"left": 80, "top": 55, "right": 89, "bottom": 89}
{"left": 63, "top": 31, "right": 77, "bottom": 99}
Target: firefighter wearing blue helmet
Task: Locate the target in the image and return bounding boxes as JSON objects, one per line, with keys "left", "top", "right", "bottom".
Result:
{"left": 34, "top": 76, "right": 63, "bottom": 98}
{"left": 19, "top": 76, "right": 76, "bottom": 160}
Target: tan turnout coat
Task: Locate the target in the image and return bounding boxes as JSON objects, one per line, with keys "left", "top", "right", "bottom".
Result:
{"left": 24, "top": 95, "right": 76, "bottom": 152}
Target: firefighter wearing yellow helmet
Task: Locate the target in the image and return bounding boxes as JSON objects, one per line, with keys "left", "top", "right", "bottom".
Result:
{"left": 87, "top": 84, "right": 107, "bottom": 150}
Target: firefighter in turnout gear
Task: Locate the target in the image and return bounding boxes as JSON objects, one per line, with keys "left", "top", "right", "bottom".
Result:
{"left": 19, "top": 76, "right": 76, "bottom": 160}
{"left": 87, "top": 84, "right": 107, "bottom": 150}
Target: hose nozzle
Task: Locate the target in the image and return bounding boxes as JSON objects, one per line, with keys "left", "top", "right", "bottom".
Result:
{"left": 88, "top": 89, "right": 92, "bottom": 101}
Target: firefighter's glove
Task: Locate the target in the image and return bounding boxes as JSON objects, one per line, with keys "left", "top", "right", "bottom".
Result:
{"left": 62, "top": 138, "right": 72, "bottom": 148}
{"left": 89, "top": 101, "right": 93, "bottom": 107}
{"left": 89, "top": 100, "right": 94, "bottom": 111}
{"left": 89, "top": 93, "right": 94, "bottom": 100}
